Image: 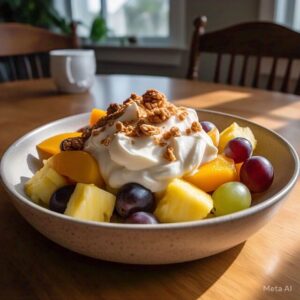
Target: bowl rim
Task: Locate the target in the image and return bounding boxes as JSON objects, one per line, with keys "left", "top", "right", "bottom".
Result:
{"left": 0, "top": 109, "right": 299, "bottom": 230}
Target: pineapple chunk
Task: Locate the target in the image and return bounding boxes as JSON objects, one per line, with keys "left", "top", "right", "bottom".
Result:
{"left": 64, "top": 183, "right": 116, "bottom": 222}
{"left": 24, "top": 162, "right": 67, "bottom": 205}
{"left": 154, "top": 179, "right": 213, "bottom": 223}
{"left": 207, "top": 126, "right": 220, "bottom": 147}
{"left": 219, "top": 122, "right": 257, "bottom": 153}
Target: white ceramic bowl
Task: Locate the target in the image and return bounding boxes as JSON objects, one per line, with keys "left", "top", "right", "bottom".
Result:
{"left": 0, "top": 110, "right": 298, "bottom": 264}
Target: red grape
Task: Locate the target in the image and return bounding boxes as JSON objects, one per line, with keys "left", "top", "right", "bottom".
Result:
{"left": 49, "top": 185, "right": 75, "bottom": 213}
{"left": 240, "top": 156, "right": 274, "bottom": 192}
{"left": 200, "top": 121, "right": 215, "bottom": 133}
{"left": 116, "top": 183, "right": 155, "bottom": 217}
{"left": 224, "top": 137, "right": 252, "bottom": 163}
{"left": 125, "top": 212, "right": 158, "bottom": 224}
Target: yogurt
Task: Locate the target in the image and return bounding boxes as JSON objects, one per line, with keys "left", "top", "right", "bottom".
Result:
{"left": 84, "top": 90, "right": 217, "bottom": 192}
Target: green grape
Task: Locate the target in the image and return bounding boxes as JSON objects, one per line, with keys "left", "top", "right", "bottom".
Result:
{"left": 212, "top": 182, "right": 251, "bottom": 216}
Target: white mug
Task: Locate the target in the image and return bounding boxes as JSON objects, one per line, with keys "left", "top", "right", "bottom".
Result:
{"left": 50, "top": 49, "right": 96, "bottom": 93}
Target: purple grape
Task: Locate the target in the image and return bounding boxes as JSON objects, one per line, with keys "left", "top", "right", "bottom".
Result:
{"left": 125, "top": 212, "right": 158, "bottom": 224}
{"left": 116, "top": 183, "right": 155, "bottom": 217}
{"left": 240, "top": 156, "right": 274, "bottom": 193}
{"left": 224, "top": 137, "right": 252, "bottom": 163}
{"left": 49, "top": 185, "right": 75, "bottom": 213}
{"left": 200, "top": 121, "right": 215, "bottom": 133}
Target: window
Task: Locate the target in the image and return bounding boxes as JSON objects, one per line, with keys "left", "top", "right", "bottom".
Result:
{"left": 274, "top": 0, "right": 300, "bottom": 31}
{"left": 70, "top": 0, "right": 103, "bottom": 37}
{"left": 259, "top": 0, "right": 300, "bottom": 31}
{"left": 54, "top": 0, "right": 185, "bottom": 47}
{"left": 106, "top": 0, "right": 169, "bottom": 38}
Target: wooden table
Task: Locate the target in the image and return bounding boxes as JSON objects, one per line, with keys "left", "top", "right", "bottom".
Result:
{"left": 0, "top": 75, "right": 299, "bottom": 300}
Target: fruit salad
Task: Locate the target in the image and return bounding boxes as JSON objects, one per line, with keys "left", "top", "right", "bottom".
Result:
{"left": 24, "top": 89, "right": 274, "bottom": 224}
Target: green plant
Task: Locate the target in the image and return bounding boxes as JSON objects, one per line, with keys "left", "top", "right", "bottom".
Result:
{"left": 0, "top": 0, "right": 71, "bottom": 34}
{"left": 90, "top": 16, "right": 108, "bottom": 42}
{"left": 0, "top": 0, "right": 108, "bottom": 41}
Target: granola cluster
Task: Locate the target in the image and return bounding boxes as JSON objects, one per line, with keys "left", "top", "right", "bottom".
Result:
{"left": 164, "top": 146, "right": 176, "bottom": 162}
{"left": 60, "top": 136, "right": 84, "bottom": 151}
{"left": 61, "top": 89, "right": 202, "bottom": 162}
{"left": 92, "top": 89, "right": 186, "bottom": 140}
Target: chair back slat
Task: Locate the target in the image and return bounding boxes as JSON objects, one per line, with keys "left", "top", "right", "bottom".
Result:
{"left": 8, "top": 57, "right": 17, "bottom": 81}
{"left": 0, "top": 23, "right": 79, "bottom": 82}
{"left": 42, "top": 53, "right": 51, "bottom": 77}
{"left": 0, "top": 23, "right": 78, "bottom": 57}
{"left": 267, "top": 57, "right": 278, "bottom": 90}
{"left": 0, "top": 61, "right": 6, "bottom": 81}
{"left": 252, "top": 56, "right": 261, "bottom": 88}
{"left": 239, "top": 55, "right": 249, "bottom": 86}
{"left": 23, "top": 56, "right": 33, "bottom": 79}
{"left": 34, "top": 55, "right": 44, "bottom": 78}
{"left": 295, "top": 75, "right": 300, "bottom": 95}
{"left": 281, "top": 59, "right": 293, "bottom": 93}
{"left": 186, "top": 16, "right": 207, "bottom": 80}
{"left": 187, "top": 17, "right": 300, "bottom": 94}
{"left": 214, "top": 53, "right": 222, "bottom": 83}
{"left": 199, "top": 22, "right": 300, "bottom": 58}
{"left": 227, "top": 54, "right": 235, "bottom": 84}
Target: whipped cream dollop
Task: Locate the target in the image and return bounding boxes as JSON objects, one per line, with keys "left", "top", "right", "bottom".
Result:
{"left": 84, "top": 90, "right": 217, "bottom": 192}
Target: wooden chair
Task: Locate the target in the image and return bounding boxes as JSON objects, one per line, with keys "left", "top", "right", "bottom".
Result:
{"left": 186, "top": 16, "right": 300, "bottom": 95}
{"left": 0, "top": 23, "right": 79, "bottom": 82}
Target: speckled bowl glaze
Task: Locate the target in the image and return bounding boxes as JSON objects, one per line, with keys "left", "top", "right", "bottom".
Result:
{"left": 0, "top": 110, "right": 299, "bottom": 264}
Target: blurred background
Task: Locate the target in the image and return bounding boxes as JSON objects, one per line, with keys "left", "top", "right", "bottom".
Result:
{"left": 1, "top": 0, "right": 299, "bottom": 88}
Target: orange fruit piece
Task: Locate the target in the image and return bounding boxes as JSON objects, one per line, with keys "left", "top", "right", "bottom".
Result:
{"left": 51, "top": 151, "right": 104, "bottom": 187}
{"left": 235, "top": 162, "right": 243, "bottom": 180}
{"left": 36, "top": 132, "right": 82, "bottom": 160}
{"left": 184, "top": 155, "right": 238, "bottom": 192}
{"left": 90, "top": 108, "right": 106, "bottom": 127}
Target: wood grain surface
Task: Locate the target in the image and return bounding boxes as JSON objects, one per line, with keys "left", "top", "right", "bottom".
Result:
{"left": 0, "top": 75, "right": 299, "bottom": 300}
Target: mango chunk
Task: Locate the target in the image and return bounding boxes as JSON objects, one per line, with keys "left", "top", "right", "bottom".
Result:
{"left": 235, "top": 162, "right": 243, "bottom": 180}
{"left": 90, "top": 108, "right": 106, "bottom": 127}
{"left": 36, "top": 132, "right": 82, "bottom": 160}
{"left": 51, "top": 151, "right": 104, "bottom": 187}
{"left": 218, "top": 122, "right": 257, "bottom": 153}
{"left": 65, "top": 183, "right": 116, "bottom": 222}
{"left": 154, "top": 178, "right": 213, "bottom": 223}
{"left": 184, "top": 155, "right": 238, "bottom": 192}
